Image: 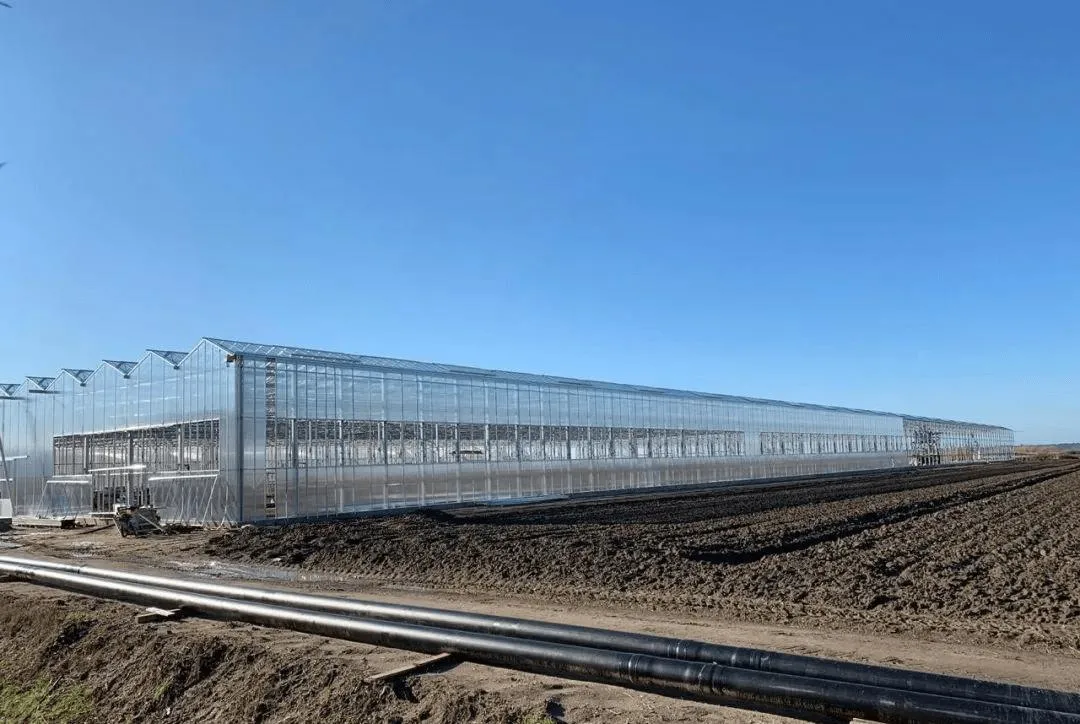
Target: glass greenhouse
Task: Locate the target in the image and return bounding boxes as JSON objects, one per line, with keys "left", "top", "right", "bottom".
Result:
{"left": 0, "top": 338, "right": 1015, "bottom": 525}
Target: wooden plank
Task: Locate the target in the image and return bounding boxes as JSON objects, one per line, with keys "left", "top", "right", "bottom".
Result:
{"left": 136, "top": 607, "right": 183, "bottom": 624}
{"left": 367, "top": 653, "right": 458, "bottom": 683}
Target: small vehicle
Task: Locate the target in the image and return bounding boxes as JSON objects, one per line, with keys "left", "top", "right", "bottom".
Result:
{"left": 114, "top": 505, "right": 162, "bottom": 537}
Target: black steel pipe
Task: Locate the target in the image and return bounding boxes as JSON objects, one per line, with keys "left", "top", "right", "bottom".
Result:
{"left": 4, "top": 556, "right": 1077, "bottom": 716}
{"left": 0, "top": 561, "right": 1076, "bottom": 724}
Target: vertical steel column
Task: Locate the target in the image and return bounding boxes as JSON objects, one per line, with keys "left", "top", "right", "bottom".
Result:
{"left": 564, "top": 389, "right": 573, "bottom": 490}
{"left": 0, "top": 430, "right": 9, "bottom": 501}
{"left": 538, "top": 389, "right": 547, "bottom": 496}
{"left": 292, "top": 368, "right": 300, "bottom": 516}
{"left": 126, "top": 431, "right": 134, "bottom": 505}
{"left": 337, "top": 420, "right": 344, "bottom": 468}
{"left": 265, "top": 358, "right": 277, "bottom": 519}
{"left": 483, "top": 383, "right": 491, "bottom": 501}
{"left": 289, "top": 419, "right": 299, "bottom": 514}
{"left": 234, "top": 355, "right": 245, "bottom": 523}
{"left": 176, "top": 425, "right": 184, "bottom": 470}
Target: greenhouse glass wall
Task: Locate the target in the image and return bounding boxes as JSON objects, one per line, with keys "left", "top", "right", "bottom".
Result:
{"left": 0, "top": 338, "right": 1015, "bottom": 525}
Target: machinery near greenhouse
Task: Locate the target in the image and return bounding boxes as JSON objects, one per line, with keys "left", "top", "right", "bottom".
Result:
{"left": 113, "top": 504, "right": 163, "bottom": 537}
{"left": 909, "top": 426, "right": 943, "bottom": 466}
{"left": 907, "top": 426, "right": 985, "bottom": 466}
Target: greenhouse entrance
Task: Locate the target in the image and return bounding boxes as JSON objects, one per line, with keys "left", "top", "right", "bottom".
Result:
{"left": 49, "top": 420, "right": 221, "bottom": 519}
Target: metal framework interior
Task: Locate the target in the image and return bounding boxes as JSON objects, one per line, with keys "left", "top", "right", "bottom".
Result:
{"left": 0, "top": 338, "right": 1015, "bottom": 525}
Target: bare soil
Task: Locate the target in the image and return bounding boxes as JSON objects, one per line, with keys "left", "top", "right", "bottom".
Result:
{"left": 0, "top": 585, "right": 802, "bottom": 724}
{"left": 206, "top": 461, "right": 1080, "bottom": 650}
{"left": 0, "top": 587, "right": 555, "bottom": 724}
{"left": 4, "top": 459, "right": 1080, "bottom": 722}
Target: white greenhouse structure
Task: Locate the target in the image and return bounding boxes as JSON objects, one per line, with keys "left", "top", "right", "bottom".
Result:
{"left": 0, "top": 338, "right": 1014, "bottom": 525}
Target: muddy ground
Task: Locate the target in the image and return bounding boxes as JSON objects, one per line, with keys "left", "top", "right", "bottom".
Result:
{"left": 0, "top": 583, "right": 817, "bottom": 724}
{"left": 4, "top": 459, "right": 1080, "bottom": 722}
{"left": 0, "top": 588, "right": 558, "bottom": 724}
{"left": 207, "top": 461, "right": 1080, "bottom": 651}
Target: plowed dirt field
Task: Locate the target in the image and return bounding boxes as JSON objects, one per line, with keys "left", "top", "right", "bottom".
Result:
{"left": 6, "top": 460, "right": 1080, "bottom": 723}
{"left": 207, "top": 461, "right": 1080, "bottom": 650}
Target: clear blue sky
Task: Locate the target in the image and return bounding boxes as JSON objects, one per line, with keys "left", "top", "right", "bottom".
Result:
{"left": 1, "top": 1, "right": 1077, "bottom": 443}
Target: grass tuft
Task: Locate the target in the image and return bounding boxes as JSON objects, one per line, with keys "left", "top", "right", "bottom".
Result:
{"left": 0, "top": 676, "right": 94, "bottom": 724}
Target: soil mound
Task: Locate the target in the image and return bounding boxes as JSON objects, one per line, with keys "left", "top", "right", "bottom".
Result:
{"left": 0, "top": 591, "right": 545, "bottom": 724}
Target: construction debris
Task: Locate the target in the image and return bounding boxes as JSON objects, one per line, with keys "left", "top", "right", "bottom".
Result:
{"left": 114, "top": 506, "right": 164, "bottom": 537}
{"left": 367, "top": 653, "right": 459, "bottom": 683}
{"left": 136, "top": 606, "right": 184, "bottom": 624}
